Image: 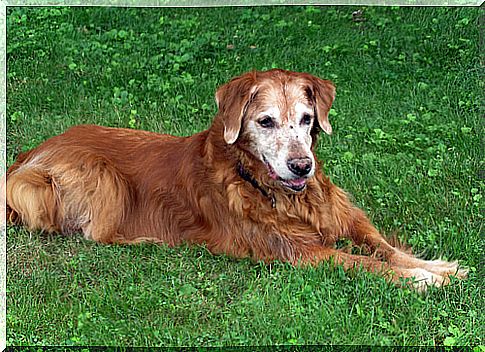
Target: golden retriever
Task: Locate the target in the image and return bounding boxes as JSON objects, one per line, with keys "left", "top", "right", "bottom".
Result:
{"left": 6, "top": 69, "right": 467, "bottom": 291}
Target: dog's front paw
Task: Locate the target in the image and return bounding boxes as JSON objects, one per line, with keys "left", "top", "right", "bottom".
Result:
{"left": 402, "top": 268, "right": 447, "bottom": 292}
{"left": 421, "top": 259, "right": 468, "bottom": 279}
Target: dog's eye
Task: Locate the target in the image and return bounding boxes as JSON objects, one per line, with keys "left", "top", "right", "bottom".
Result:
{"left": 258, "top": 116, "right": 275, "bottom": 128}
{"left": 300, "top": 113, "right": 313, "bottom": 126}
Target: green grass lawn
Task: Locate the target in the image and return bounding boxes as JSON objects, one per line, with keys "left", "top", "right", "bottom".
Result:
{"left": 6, "top": 6, "right": 483, "bottom": 347}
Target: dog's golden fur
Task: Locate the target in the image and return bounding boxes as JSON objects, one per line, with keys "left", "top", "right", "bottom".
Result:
{"left": 6, "top": 69, "right": 466, "bottom": 291}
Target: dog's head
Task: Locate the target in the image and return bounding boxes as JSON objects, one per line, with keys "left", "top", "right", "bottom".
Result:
{"left": 215, "top": 69, "right": 335, "bottom": 193}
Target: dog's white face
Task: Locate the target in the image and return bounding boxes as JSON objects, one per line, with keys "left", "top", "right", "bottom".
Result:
{"left": 216, "top": 69, "right": 335, "bottom": 193}
{"left": 243, "top": 83, "right": 316, "bottom": 192}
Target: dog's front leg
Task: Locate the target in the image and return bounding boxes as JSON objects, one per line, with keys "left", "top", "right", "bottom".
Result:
{"left": 308, "top": 247, "right": 452, "bottom": 292}
{"left": 345, "top": 207, "right": 468, "bottom": 285}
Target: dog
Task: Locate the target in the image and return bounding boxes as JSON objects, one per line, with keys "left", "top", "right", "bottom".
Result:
{"left": 6, "top": 69, "right": 467, "bottom": 291}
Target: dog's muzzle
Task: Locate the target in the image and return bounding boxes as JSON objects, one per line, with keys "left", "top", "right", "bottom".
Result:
{"left": 263, "top": 155, "right": 310, "bottom": 193}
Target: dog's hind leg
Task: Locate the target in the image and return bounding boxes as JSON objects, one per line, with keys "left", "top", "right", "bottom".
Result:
{"left": 6, "top": 153, "right": 130, "bottom": 244}
{"left": 6, "top": 162, "right": 61, "bottom": 233}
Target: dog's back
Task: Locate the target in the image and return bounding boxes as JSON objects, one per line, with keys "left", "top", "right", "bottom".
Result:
{"left": 6, "top": 124, "right": 214, "bottom": 244}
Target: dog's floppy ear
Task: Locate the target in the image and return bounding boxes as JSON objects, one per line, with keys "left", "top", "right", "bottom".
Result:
{"left": 215, "top": 72, "right": 259, "bottom": 144}
{"left": 305, "top": 76, "right": 336, "bottom": 135}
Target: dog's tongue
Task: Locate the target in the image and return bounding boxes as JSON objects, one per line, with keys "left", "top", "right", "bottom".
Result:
{"left": 287, "top": 178, "right": 306, "bottom": 187}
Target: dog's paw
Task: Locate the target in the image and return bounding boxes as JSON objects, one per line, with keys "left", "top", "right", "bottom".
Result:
{"left": 402, "top": 268, "right": 447, "bottom": 292}
{"left": 421, "top": 258, "right": 468, "bottom": 279}
{"left": 393, "top": 251, "right": 469, "bottom": 281}
{"left": 452, "top": 266, "right": 469, "bottom": 280}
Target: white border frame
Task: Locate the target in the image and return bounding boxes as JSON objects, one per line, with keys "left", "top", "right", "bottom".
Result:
{"left": 1, "top": 1, "right": 482, "bottom": 351}
{"left": 3, "top": 0, "right": 485, "bottom": 6}
{"left": 1, "top": 1, "right": 7, "bottom": 351}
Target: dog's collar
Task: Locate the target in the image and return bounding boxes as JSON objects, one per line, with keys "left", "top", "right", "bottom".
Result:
{"left": 237, "top": 162, "right": 276, "bottom": 208}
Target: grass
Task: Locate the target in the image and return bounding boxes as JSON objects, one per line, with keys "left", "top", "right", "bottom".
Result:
{"left": 6, "top": 6, "right": 483, "bottom": 347}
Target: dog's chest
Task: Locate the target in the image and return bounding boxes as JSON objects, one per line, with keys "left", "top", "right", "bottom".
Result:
{"left": 228, "top": 182, "right": 335, "bottom": 238}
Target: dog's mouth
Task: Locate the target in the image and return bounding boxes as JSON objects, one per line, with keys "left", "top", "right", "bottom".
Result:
{"left": 280, "top": 178, "right": 307, "bottom": 192}
{"left": 262, "top": 155, "right": 308, "bottom": 193}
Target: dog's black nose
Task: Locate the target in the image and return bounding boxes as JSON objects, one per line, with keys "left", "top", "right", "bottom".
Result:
{"left": 287, "top": 157, "right": 312, "bottom": 177}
